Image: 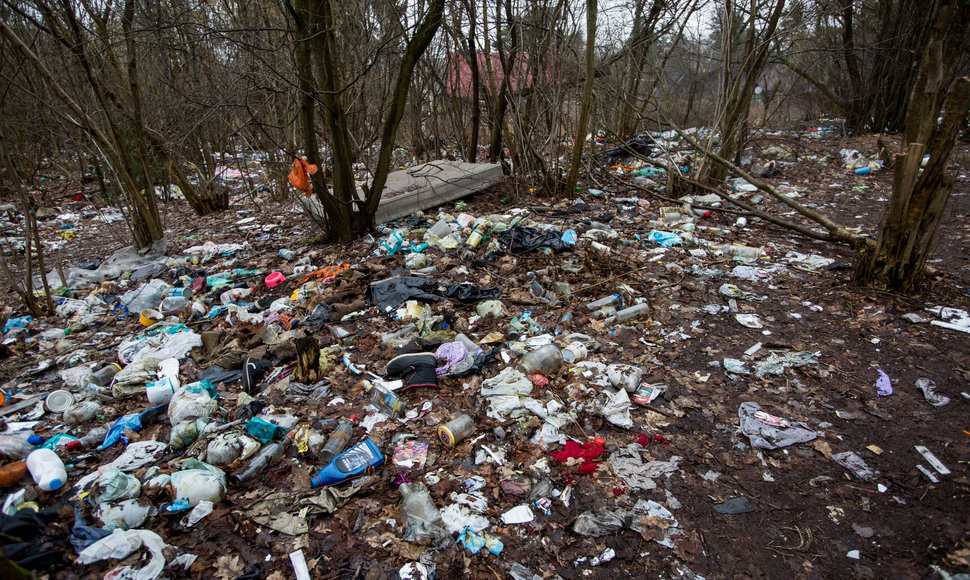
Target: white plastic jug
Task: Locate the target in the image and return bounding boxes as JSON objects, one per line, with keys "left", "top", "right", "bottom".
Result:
{"left": 26, "top": 448, "right": 67, "bottom": 491}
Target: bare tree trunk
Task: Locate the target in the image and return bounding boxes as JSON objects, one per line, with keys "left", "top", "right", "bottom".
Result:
{"left": 853, "top": 0, "right": 970, "bottom": 292}
{"left": 561, "top": 0, "right": 597, "bottom": 198}
{"left": 464, "top": 0, "right": 481, "bottom": 163}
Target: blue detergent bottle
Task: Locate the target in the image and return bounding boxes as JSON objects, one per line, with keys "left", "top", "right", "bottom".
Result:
{"left": 311, "top": 438, "right": 383, "bottom": 488}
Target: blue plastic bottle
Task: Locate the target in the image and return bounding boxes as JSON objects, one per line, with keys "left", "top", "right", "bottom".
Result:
{"left": 310, "top": 438, "right": 383, "bottom": 488}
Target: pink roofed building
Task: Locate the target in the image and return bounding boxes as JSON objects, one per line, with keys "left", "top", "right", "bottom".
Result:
{"left": 446, "top": 51, "right": 540, "bottom": 98}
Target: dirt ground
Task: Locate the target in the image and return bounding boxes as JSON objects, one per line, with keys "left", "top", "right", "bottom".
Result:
{"left": 1, "top": 130, "right": 969, "bottom": 579}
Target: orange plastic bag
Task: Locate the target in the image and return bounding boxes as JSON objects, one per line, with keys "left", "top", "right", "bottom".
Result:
{"left": 289, "top": 158, "right": 319, "bottom": 197}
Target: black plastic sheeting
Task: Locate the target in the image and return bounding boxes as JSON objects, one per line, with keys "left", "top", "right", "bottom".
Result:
{"left": 497, "top": 226, "right": 573, "bottom": 254}
{"left": 366, "top": 274, "right": 501, "bottom": 313}
{"left": 597, "top": 136, "right": 653, "bottom": 164}
{"left": 0, "top": 503, "right": 69, "bottom": 570}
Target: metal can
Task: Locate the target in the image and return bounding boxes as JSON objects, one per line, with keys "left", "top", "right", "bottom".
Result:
{"left": 438, "top": 414, "right": 476, "bottom": 447}
{"left": 560, "top": 342, "right": 588, "bottom": 363}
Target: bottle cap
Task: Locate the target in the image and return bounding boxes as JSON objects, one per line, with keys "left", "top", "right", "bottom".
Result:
{"left": 48, "top": 478, "right": 63, "bottom": 490}
{"left": 593, "top": 437, "right": 606, "bottom": 446}
{"left": 348, "top": 415, "right": 357, "bottom": 423}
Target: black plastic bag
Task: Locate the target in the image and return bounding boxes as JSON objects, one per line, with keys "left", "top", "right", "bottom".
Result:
{"left": 366, "top": 274, "right": 501, "bottom": 312}
{"left": 497, "top": 226, "right": 572, "bottom": 254}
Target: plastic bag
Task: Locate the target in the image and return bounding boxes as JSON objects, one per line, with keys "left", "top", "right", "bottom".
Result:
{"left": 93, "top": 468, "right": 141, "bottom": 503}
{"left": 112, "top": 358, "right": 161, "bottom": 397}
{"left": 366, "top": 274, "right": 501, "bottom": 313}
{"left": 63, "top": 401, "right": 101, "bottom": 425}
{"left": 170, "top": 460, "right": 226, "bottom": 506}
{"left": 497, "top": 226, "right": 573, "bottom": 254}
{"left": 169, "top": 417, "right": 215, "bottom": 449}
{"left": 168, "top": 380, "right": 218, "bottom": 426}
{"left": 59, "top": 365, "right": 94, "bottom": 388}
{"left": 76, "top": 528, "right": 169, "bottom": 580}
{"left": 97, "top": 499, "right": 154, "bottom": 530}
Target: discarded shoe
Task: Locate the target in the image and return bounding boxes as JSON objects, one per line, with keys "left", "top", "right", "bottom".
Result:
{"left": 242, "top": 357, "right": 272, "bottom": 394}
{"left": 385, "top": 352, "right": 437, "bottom": 390}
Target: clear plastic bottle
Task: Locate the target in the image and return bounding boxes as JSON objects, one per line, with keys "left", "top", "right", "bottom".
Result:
{"left": 159, "top": 295, "right": 189, "bottom": 314}
{"left": 586, "top": 294, "right": 620, "bottom": 311}
{"left": 40, "top": 328, "right": 70, "bottom": 340}
{"left": 605, "top": 302, "right": 650, "bottom": 325}
{"left": 516, "top": 344, "right": 563, "bottom": 376}
{"left": 399, "top": 481, "right": 448, "bottom": 540}
{"left": 0, "top": 435, "right": 35, "bottom": 459}
{"left": 220, "top": 287, "right": 253, "bottom": 304}
{"left": 365, "top": 382, "right": 405, "bottom": 419}
{"left": 26, "top": 448, "right": 67, "bottom": 491}
{"left": 90, "top": 363, "right": 122, "bottom": 386}
{"left": 318, "top": 419, "right": 354, "bottom": 464}
{"left": 231, "top": 439, "right": 289, "bottom": 483}
{"left": 80, "top": 425, "right": 110, "bottom": 448}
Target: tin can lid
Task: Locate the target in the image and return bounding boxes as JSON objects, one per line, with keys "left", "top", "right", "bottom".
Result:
{"left": 437, "top": 425, "right": 456, "bottom": 447}
{"left": 44, "top": 389, "right": 75, "bottom": 413}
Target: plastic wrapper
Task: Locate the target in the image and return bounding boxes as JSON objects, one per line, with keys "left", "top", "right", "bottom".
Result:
{"left": 738, "top": 402, "right": 817, "bottom": 449}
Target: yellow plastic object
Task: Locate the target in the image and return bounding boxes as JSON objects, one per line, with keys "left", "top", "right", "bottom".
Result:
{"left": 139, "top": 309, "right": 161, "bottom": 327}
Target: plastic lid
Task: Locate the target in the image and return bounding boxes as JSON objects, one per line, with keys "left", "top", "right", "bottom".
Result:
{"left": 27, "top": 435, "right": 44, "bottom": 445}
{"left": 47, "top": 478, "right": 63, "bottom": 490}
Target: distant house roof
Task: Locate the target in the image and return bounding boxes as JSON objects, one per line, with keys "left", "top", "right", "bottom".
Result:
{"left": 446, "top": 51, "right": 534, "bottom": 98}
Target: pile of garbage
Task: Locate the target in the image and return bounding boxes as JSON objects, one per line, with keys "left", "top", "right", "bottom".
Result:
{"left": 0, "top": 132, "right": 966, "bottom": 578}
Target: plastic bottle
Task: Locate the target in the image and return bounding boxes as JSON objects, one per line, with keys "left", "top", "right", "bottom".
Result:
{"left": 0, "top": 435, "right": 35, "bottom": 459}
{"left": 586, "top": 294, "right": 620, "bottom": 311}
{"left": 90, "top": 363, "right": 122, "bottom": 386}
{"left": 516, "top": 344, "right": 563, "bottom": 376}
{"left": 159, "top": 295, "right": 190, "bottom": 314}
{"left": 605, "top": 302, "right": 650, "bottom": 325}
{"left": 231, "top": 439, "right": 289, "bottom": 483}
{"left": 318, "top": 418, "right": 355, "bottom": 465}
{"left": 365, "top": 382, "right": 405, "bottom": 419}
{"left": 399, "top": 481, "right": 448, "bottom": 540}
{"left": 80, "top": 425, "right": 111, "bottom": 448}
{"left": 721, "top": 244, "right": 763, "bottom": 262}
{"left": 40, "top": 328, "right": 70, "bottom": 340}
{"left": 310, "top": 438, "right": 383, "bottom": 488}
{"left": 0, "top": 461, "right": 28, "bottom": 487}
{"left": 220, "top": 287, "right": 253, "bottom": 304}
{"left": 466, "top": 220, "right": 491, "bottom": 247}
{"left": 26, "top": 448, "right": 67, "bottom": 491}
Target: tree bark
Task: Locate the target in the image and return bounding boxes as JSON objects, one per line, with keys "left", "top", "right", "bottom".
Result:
{"left": 853, "top": 0, "right": 970, "bottom": 291}
{"left": 561, "top": 0, "right": 597, "bottom": 198}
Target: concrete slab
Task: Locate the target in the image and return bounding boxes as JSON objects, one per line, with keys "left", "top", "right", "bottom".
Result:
{"left": 301, "top": 160, "right": 502, "bottom": 225}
